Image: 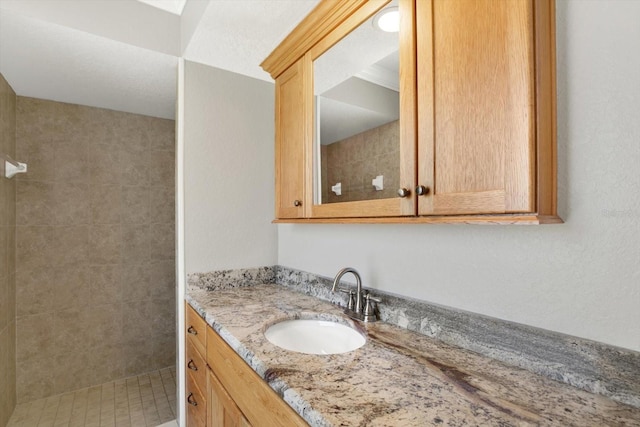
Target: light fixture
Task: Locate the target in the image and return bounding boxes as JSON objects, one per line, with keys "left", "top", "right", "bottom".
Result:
{"left": 373, "top": 6, "right": 400, "bottom": 33}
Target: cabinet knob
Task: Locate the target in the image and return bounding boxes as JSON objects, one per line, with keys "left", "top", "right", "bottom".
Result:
{"left": 187, "top": 326, "right": 197, "bottom": 335}
{"left": 416, "top": 185, "right": 430, "bottom": 196}
{"left": 187, "top": 359, "right": 198, "bottom": 371}
{"left": 187, "top": 392, "right": 198, "bottom": 406}
{"left": 397, "top": 188, "right": 411, "bottom": 198}
{"left": 293, "top": 200, "right": 302, "bottom": 207}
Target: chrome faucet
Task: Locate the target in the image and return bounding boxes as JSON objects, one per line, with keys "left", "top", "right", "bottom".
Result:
{"left": 332, "top": 267, "right": 381, "bottom": 322}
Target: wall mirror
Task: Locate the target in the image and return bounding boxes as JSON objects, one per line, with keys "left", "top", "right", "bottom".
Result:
{"left": 313, "top": 1, "right": 401, "bottom": 205}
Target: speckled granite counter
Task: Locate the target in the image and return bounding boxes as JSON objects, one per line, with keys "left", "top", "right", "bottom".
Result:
{"left": 186, "top": 283, "right": 640, "bottom": 426}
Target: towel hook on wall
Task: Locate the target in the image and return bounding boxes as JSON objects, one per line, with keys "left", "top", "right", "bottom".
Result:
{"left": 3, "top": 155, "right": 27, "bottom": 179}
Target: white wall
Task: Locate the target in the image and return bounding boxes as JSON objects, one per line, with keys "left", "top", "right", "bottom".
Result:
{"left": 184, "top": 60, "right": 277, "bottom": 273}
{"left": 278, "top": 1, "right": 640, "bottom": 352}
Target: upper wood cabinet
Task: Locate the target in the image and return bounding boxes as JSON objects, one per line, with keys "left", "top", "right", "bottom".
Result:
{"left": 274, "top": 58, "right": 310, "bottom": 218}
{"left": 262, "top": 0, "right": 561, "bottom": 224}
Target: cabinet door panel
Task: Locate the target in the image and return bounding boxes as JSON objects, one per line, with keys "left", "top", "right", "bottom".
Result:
{"left": 208, "top": 370, "right": 251, "bottom": 427}
{"left": 418, "top": 0, "right": 536, "bottom": 215}
{"left": 275, "top": 58, "right": 310, "bottom": 218}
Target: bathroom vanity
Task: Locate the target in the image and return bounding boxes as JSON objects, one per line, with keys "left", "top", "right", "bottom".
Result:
{"left": 184, "top": 279, "right": 640, "bottom": 426}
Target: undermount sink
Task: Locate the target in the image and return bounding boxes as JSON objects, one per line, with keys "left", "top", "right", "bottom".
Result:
{"left": 264, "top": 319, "right": 366, "bottom": 355}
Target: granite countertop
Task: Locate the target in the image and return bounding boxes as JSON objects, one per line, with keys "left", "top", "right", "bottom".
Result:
{"left": 186, "top": 283, "right": 640, "bottom": 426}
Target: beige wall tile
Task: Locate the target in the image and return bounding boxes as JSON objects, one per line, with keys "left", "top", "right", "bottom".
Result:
{"left": 121, "top": 186, "right": 149, "bottom": 224}
{"left": 120, "top": 150, "right": 149, "bottom": 186}
{"left": 149, "top": 223, "right": 175, "bottom": 262}
{"left": 123, "top": 263, "right": 153, "bottom": 301}
{"left": 122, "top": 337, "right": 154, "bottom": 377}
{"left": 52, "top": 266, "right": 89, "bottom": 313}
{"left": 16, "top": 181, "right": 55, "bottom": 225}
{"left": 16, "top": 225, "right": 54, "bottom": 270}
{"left": 16, "top": 313, "right": 54, "bottom": 363}
{"left": 54, "top": 183, "right": 90, "bottom": 225}
{"left": 17, "top": 140, "right": 57, "bottom": 183}
{"left": 148, "top": 186, "right": 174, "bottom": 224}
{"left": 55, "top": 139, "right": 89, "bottom": 182}
{"left": 148, "top": 151, "right": 174, "bottom": 185}
{"left": 122, "top": 224, "right": 150, "bottom": 264}
{"left": 152, "top": 332, "right": 176, "bottom": 376}
{"left": 150, "top": 299, "right": 175, "bottom": 338}
{"left": 89, "top": 225, "right": 122, "bottom": 265}
{"left": 122, "top": 301, "right": 154, "bottom": 343}
{"left": 91, "top": 185, "right": 122, "bottom": 224}
{"left": 54, "top": 226, "right": 89, "bottom": 266}
{"left": 149, "top": 261, "right": 175, "bottom": 300}
{"left": 16, "top": 267, "right": 54, "bottom": 318}
{"left": 88, "top": 265, "right": 122, "bottom": 306}
{"left": 0, "top": 228, "right": 7, "bottom": 323}
{"left": 16, "top": 358, "right": 55, "bottom": 403}
{"left": 147, "top": 119, "right": 175, "bottom": 152}
{"left": 89, "top": 145, "right": 121, "bottom": 186}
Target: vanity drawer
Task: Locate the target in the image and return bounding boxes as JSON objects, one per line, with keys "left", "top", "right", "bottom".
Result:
{"left": 186, "top": 303, "right": 207, "bottom": 355}
{"left": 186, "top": 368, "right": 206, "bottom": 427}
{"left": 186, "top": 337, "right": 207, "bottom": 394}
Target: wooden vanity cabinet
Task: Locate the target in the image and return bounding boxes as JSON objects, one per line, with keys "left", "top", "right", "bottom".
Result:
{"left": 262, "top": 0, "right": 560, "bottom": 224}
{"left": 184, "top": 303, "right": 308, "bottom": 427}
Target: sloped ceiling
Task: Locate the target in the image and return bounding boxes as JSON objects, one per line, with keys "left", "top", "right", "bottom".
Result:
{"left": 0, "top": 0, "right": 320, "bottom": 119}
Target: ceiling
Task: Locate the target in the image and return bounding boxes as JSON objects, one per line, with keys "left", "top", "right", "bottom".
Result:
{"left": 0, "top": 0, "right": 320, "bottom": 119}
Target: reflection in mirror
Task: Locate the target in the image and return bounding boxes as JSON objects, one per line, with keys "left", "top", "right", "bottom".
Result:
{"left": 314, "top": 1, "right": 400, "bottom": 204}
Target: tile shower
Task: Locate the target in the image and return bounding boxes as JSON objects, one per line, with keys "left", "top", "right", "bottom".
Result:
{"left": 1, "top": 74, "right": 177, "bottom": 426}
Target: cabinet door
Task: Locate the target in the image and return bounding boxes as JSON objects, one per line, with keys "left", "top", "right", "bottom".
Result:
{"left": 307, "top": 0, "right": 416, "bottom": 218}
{"left": 208, "top": 369, "right": 251, "bottom": 427}
{"left": 417, "top": 0, "right": 536, "bottom": 215}
{"left": 275, "top": 57, "right": 311, "bottom": 218}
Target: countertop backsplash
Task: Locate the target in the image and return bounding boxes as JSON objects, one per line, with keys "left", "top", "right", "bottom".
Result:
{"left": 187, "top": 265, "right": 640, "bottom": 409}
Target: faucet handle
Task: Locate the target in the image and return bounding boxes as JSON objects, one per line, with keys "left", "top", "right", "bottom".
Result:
{"left": 363, "top": 293, "right": 381, "bottom": 322}
{"left": 339, "top": 288, "right": 356, "bottom": 311}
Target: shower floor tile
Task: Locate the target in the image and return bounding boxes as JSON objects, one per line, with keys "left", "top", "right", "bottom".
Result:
{"left": 7, "top": 367, "right": 176, "bottom": 427}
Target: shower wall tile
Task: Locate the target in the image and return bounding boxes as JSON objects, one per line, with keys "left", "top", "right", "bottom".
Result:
{"left": 14, "top": 97, "right": 175, "bottom": 403}
{"left": 0, "top": 72, "right": 16, "bottom": 427}
{"left": 149, "top": 186, "right": 174, "bottom": 224}
{"left": 0, "top": 269, "right": 7, "bottom": 331}
{"left": 89, "top": 224, "right": 123, "bottom": 264}
{"left": 91, "top": 185, "right": 122, "bottom": 224}
{"left": 89, "top": 145, "right": 121, "bottom": 185}
{"left": 16, "top": 181, "right": 55, "bottom": 225}
{"left": 122, "top": 224, "right": 151, "bottom": 264}
{"left": 54, "top": 182, "right": 90, "bottom": 225}
{"left": 121, "top": 186, "right": 150, "bottom": 224}
{"left": 123, "top": 263, "right": 153, "bottom": 300}
{"left": 16, "top": 268, "right": 53, "bottom": 317}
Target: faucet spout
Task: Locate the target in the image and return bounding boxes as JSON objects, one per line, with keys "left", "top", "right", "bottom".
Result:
{"left": 332, "top": 267, "right": 363, "bottom": 316}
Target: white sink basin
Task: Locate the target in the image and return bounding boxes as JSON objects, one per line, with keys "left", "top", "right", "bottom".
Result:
{"left": 264, "top": 319, "right": 365, "bottom": 355}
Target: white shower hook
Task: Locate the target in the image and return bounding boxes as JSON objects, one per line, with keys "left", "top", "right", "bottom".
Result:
{"left": 4, "top": 155, "right": 28, "bottom": 179}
